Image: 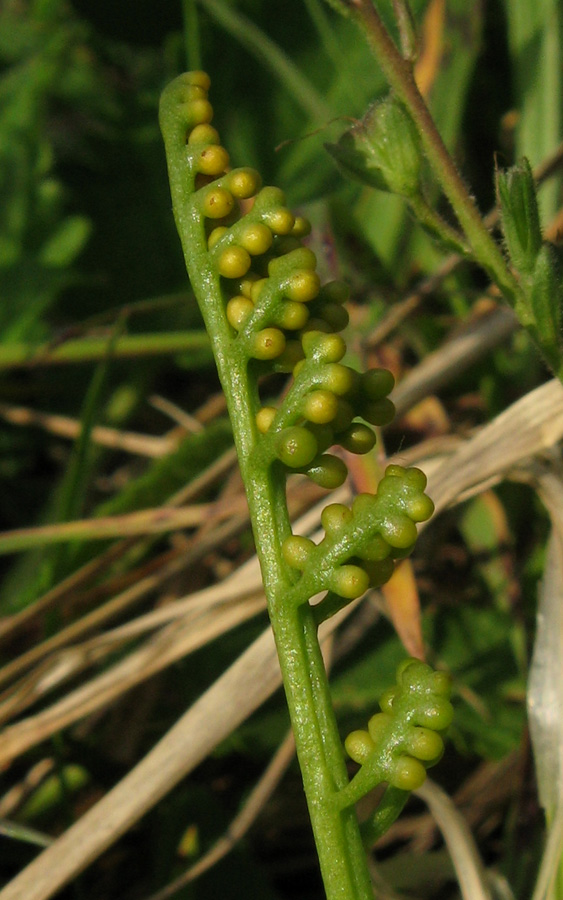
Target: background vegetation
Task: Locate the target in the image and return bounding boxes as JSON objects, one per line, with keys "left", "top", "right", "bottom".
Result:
{"left": 0, "top": 1, "right": 562, "bottom": 898}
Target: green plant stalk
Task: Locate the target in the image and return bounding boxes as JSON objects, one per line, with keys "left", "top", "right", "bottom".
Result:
{"left": 182, "top": 0, "right": 201, "bottom": 70}
{"left": 531, "top": 806, "right": 563, "bottom": 900}
{"left": 197, "top": 0, "right": 333, "bottom": 122}
{"left": 359, "top": 786, "right": 409, "bottom": 847}
{"left": 345, "top": 0, "right": 531, "bottom": 324}
{"left": 304, "top": 0, "right": 350, "bottom": 72}
{"left": 408, "top": 194, "right": 469, "bottom": 255}
{"left": 0, "top": 331, "right": 211, "bottom": 370}
{"left": 162, "top": 144, "right": 374, "bottom": 898}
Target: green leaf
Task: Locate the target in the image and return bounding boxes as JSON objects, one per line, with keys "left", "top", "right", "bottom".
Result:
{"left": 18, "top": 765, "right": 89, "bottom": 821}
{"left": 503, "top": 0, "right": 563, "bottom": 221}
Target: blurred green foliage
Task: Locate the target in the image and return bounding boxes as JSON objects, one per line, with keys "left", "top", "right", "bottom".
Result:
{"left": 0, "top": 0, "right": 560, "bottom": 897}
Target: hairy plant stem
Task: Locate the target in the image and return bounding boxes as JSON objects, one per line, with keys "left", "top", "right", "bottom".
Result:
{"left": 408, "top": 194, "right": 469, "bottom": 256}
{"left": 164, "top": 175, "right": 374, "bottom": 899}
{"left": 347, "top": 0, "right": 531, "bottom": 324}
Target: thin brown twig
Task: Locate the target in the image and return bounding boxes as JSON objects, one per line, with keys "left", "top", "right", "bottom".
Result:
{"left": 0, "top": 402, "right": 179, "bottom": 458}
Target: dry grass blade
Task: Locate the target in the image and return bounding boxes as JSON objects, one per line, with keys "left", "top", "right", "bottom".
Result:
{"left": 365, "top": 252, "right": 463, "bottom": 347}
{"left": 527, "top": 462, "right": 563, "bottom": 900}
{"left": 149, "top": 394, "right": 205, "bottom": 432}
{"left": 0, "top": 503, "right": 292, "bottom": 740}
{"left": 0, "top": 539, "right": 148, "bottom": 645}
{"left": 0, "top": 590, "right": 266, "bottom": 763}
{"left": 0, "top": 479, "right": 334, "bottom": 731}
{"left": 0, "top": 606, "right": 353, "bottom": 900}
{"left": 425, "top": 379, "right": 563, "bottom": 513}
{"left": 0, "top": 551, "right": 190, "bottom": 694}
{"left": 144, "top": 638, "right": 340, "bottom": 900}
{"left": 0, "top": 401, "right": 179, "bottom": 458}
{"left": 143, "top": 729, "right": 296, "bottom": 900}
{"left": 0, "top": 446, "right": 238, "bottom": 645}
{"left": 0, "top": 504, "right": 212, "bottom": 555}
{"left": 415, "top": 780, "right": 492, "bottom": 900}
{"left": 528, "top": 462, "right": 563, "bottom": 817}
{"left": 0, "top": 759, "right": 56, "bottom": 819}
{"left": 0, "top": 511, "right": 249, "bottom": 696}
{"left": 2, "top": 381, "right": 563, "bottom": 899}
{"left": 392, "top": 306, "right": 517, "bottom": 418}
{"left": 0, "top": 452, "right": 242, "bottom": 689}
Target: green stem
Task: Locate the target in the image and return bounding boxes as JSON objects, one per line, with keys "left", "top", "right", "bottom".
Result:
{"left": 347, "top": 0, "right": 531, "bottom": 322}
{"left": 303, "top": 0, "right": 350, "bottom": 72}
{"left": 182, "top": 0, "right": 201, "bottom": 70}
{"left": 0, "top": 331, "right": 211, "bottom": 370}
{"left": 360, "top": 786, "right": 409, "bottom": 847}
{"left": 165, "top": 171, "right": 374, "bottom": 900}
{"left": 273, "top": 600, "right": 374, "bottom": 898}
{"left": 409, "top": 194, "right": 470, "bottom": 255}
{"left": 219, "top": 360, "right": 373, "bottom": 899}
{"left": 197, "top": 0, "right": 333, "bottom": 122}
{"left": 302, "top": 612, "right": 375, "bottom": 894}
{"left": 391, "top": 0, "right": 417, "bottom": 61}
